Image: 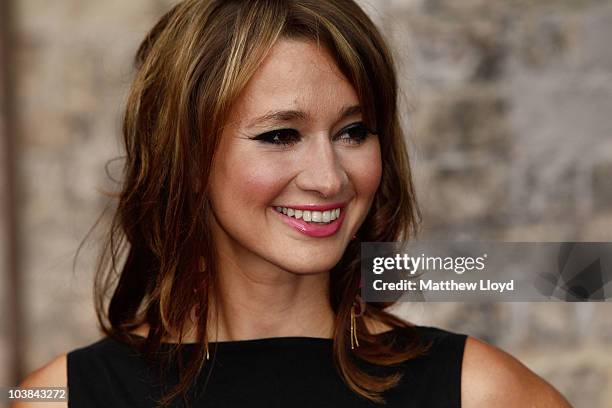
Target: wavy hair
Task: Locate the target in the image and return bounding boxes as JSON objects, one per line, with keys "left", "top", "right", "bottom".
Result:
{"left": 85, "top": 0, "right": 426, "bottom": 406}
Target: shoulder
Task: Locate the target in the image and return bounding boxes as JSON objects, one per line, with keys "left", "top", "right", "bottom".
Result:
{"left": 462, "top": 336, "right": 572, "bottom": 407}
{"left": 11, "top": 353, "right": 67, "bottom": 408}
{"left": 17, "top": 353, "right": 67, "bottom": 388}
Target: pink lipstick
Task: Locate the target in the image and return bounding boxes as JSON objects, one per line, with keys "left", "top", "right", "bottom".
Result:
{"left": 271, "top": 203, "right": 346, "bottom": 238}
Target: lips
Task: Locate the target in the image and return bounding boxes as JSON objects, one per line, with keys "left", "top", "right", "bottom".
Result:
{"left": 272, "top": 204, "right": 346, "bottom": 238}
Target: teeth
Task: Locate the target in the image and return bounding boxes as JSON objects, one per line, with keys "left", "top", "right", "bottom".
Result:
{"left": 274, "top": 206, "right": 342, "bottom": 224}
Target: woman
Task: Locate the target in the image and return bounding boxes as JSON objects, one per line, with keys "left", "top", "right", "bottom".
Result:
{"left": 16, "top": 1, "right": 571, "bottom": 407}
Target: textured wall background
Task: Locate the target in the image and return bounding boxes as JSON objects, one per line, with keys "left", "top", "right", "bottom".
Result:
{"left": 1, "top": 0, "right": 611, "bottom": 407}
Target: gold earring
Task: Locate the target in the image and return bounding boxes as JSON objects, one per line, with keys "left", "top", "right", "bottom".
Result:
{"left": 195, "top": 257, "right": 210, "bottom": 360}
{"left": 350, "top": 294, "right": 366, "bottom": 350}
{"left": 194, "top": 177, "right": 201, "bottom": 194}
{"left": 192, "top": 302, "right": 211, "bottom": 361}
{"left": 350, "top": 302, "right": 359, "bottom": 349}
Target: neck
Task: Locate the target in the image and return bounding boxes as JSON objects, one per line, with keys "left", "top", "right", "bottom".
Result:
{"left": 167, "top": 254, "right": 336, "bottom": 343}
{"left": 203, "top": 256, "right": 335, "bottom": 341}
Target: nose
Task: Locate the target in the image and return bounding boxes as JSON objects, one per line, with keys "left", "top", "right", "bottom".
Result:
{"left": 295, "top": 136, "right": 347, "bottom": 198}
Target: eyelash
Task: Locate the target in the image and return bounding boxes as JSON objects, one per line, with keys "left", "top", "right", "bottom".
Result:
{"left": 251, "top": 122, "right": 373, "bottom": 147}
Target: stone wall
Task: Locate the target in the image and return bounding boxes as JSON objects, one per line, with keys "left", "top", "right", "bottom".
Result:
{"left": 2, "top": 0, "right": 611, "bottom": 406}
{"left": 371, "top": 1, "right": 612, "bottom": 406}
{"left": 7, "top": 0, "right": 179, "bottom": 384}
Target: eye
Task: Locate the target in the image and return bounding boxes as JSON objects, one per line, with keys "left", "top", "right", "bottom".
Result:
{"left": 251, "top": 129, "right": 300, "bottom": 147}
{"left": 335, "top": 122, "right": 373, "bottom": 145}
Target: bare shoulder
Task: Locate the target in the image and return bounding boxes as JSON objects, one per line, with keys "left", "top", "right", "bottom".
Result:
{"left": 11, "top": 353, "right": 68, "bottom": 408}
{"left": 462, "top": 336, "right": 572, "bottom": 408}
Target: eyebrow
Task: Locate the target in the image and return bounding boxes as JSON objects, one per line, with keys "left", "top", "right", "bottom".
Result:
{"left": 246, "top": 105, "right": 362, "bottom": 128}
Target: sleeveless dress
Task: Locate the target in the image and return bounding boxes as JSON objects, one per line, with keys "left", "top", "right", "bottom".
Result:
{"left": 67, "top": 325, "right": 467, "bottom": 407}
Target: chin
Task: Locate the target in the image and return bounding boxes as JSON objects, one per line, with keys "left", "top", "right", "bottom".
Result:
{"left": 275, "top": 254, "right": 345, "bottom": 275}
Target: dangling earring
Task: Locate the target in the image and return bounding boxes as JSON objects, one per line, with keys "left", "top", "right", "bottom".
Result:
{"left": 192, "top": 294, "right": 210, "bottom": 360}
{"left": 350, "top": 302, "right": 359, "bottom": 349}
{"left": 194, "top": 256, "right": 210, "bottom": 360}
{"left": 193, "top": 177, "right": 201, "bottom": 194}
{"left": 350, "top": 294, "right": 365, "bottom": 350}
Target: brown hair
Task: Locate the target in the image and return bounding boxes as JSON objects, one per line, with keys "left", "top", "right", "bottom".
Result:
{"left": 86, "top": 0, "right": 426, "bottom": 406}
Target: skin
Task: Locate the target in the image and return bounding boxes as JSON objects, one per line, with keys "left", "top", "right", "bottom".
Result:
{"left": 203, "top": 38, "right": 382, "bottom": 342}
{"left": 13, "top": 39, "right": 572, "bottom": 408}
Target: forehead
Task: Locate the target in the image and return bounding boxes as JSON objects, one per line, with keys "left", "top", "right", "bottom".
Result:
{"left": 228, "top": 39, "right": 360, "bottom": 126}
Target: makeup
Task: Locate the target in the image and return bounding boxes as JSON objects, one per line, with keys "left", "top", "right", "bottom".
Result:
{"left": 271, "top": 203, "right": 347, "bottom": 237}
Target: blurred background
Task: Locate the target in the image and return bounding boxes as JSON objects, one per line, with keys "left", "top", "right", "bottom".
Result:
{"left": 1, "top": 0, "right": 611, "bottom": 406}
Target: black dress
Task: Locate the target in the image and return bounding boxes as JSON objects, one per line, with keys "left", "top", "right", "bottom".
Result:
{"left": 67, "top": 325, "right": 467, "bottom": 407}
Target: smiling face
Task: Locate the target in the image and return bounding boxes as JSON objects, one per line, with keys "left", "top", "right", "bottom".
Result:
{"left": 208, "top": 38, "right": 382, "bottom": 275}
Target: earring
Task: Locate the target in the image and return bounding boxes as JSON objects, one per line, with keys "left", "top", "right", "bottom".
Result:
{"left": 350, "top": 302, "right": 359, "bottom": 349}
{"left": 350, "top": 294, "right": 365, "bottom": 349}
{"left": 193, "top": 177, "right": 201, "bottom": 194}
{"left": 194, "top": 257, "right": 210, "bottom": 360}
{"left": 191, "top": 296, "right": 211, "bottom": 360}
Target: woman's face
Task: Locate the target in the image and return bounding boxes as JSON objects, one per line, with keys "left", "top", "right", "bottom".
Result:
{"left": 208, "top": 39, "right": 382, "bottom": 275}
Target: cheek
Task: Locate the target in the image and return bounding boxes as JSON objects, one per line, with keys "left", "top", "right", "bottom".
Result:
{"left": 212, "top": 148, "right": 288, "bottom": 211}
{"left": 345, "top": 142, "right": 382, "bottom": 197}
